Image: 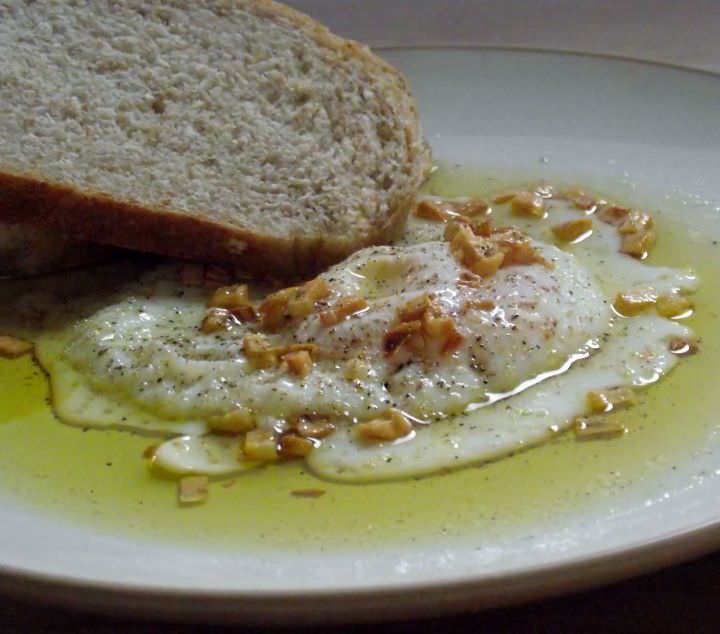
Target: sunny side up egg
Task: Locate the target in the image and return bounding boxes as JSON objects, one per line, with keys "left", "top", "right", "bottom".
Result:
{"left": 30, "top": 187, "right": 698, "bottom": 483}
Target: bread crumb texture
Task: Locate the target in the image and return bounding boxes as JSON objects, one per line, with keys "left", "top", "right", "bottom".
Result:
{"left": 0, "top": 0, "right": 430, "bottom": 272}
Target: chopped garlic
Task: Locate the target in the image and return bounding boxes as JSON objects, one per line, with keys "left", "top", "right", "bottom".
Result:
{"left": 669, "top": 336, "right": 699, "bottom": 356}
{"left": 207, "top": 284, "right": 255, "bottom": 321}
{"left": 447, "top": 223, "right": 505, "bottom": 277}
{"left": 613, "top": 290, "right": 658, "bottom": 316}
{"left": 318, "top": 296, "right": 368, "bottom": 327}
{"left": 511, "top": 191, "right": 545, "bottom": 217}
{"left": 279, "top": 434, "right": 315, "bottom": 458}
{"left": 200, "top": 308, "right": 234, "bottom": 333}
{"left": 618, "top": 211, "right": 653, "bottom": 234}
{"left": 355, "top": 409, "right": 413, "bottom": 441}
{"left": 597, "top": 205, "right": 630, "bottom": 226}
{"left": 552, "top": 217, "right": 593, "bottom": 242}
{"left": 259, "top": 277, "right": 331, "bottom": 331}
{"left": 242, "top": 333, "right": 277, "bottom": 369}
{"left": 283, "top": 349, "right": 313, "bottom": 378}
{"left": 178, "top": 475, "right": 209, "bottom": 505}
{"left": 384, "top": 320, "right": 422, "bottom": 356}
{"left": 656, "top": 294, "right": 693, "bottom": 319}
{"left": 207, "top": 406, "right": 256, "bottom": 433}
{"left": 415, "top": 199, "right": 451, "bottom": 222}
{"left": 574, "top": 416, "right": 627, "bottom": 440}
{"left": 620, "top": 230, "right": 656, "bottom": 258}
{"left": 457, "top": 199, "right": 489, "bottom": 217}
{"left": 586, "top": 387, "right": 636, "bottom": 413}
{"left": 242, "top": 429, "right": 278, "bottom": 462}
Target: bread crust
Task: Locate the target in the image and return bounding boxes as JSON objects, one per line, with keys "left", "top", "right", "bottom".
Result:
{"left": 0, "top": 0, "right": 431, "bottom": 277}
{"left": 0, "top": 169, "right": 415, "bottom": 277}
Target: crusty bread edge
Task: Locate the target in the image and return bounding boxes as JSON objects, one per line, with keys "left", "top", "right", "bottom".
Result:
{"left": 0, "top": 169, "right": 415, "bottom": 278}
{"left": 0, "top": 0, "right": 431, "bottom": 278}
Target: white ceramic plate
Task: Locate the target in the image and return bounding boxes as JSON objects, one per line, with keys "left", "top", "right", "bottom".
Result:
{"left": 2, "top": 49, "right": 720, "bottom": 625}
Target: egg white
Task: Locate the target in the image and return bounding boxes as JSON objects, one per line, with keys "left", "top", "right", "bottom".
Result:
{"left": 29, "top": 194, "right": 698, "bottom": 481}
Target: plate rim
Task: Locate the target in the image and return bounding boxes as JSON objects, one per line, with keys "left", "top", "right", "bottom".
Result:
{"left": 2, "top": 514, "right": 720, "bottom": 624}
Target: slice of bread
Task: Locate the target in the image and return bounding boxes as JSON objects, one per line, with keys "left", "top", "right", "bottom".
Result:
{"left": 0, "top": 0, "right": 430, "bottom": 277}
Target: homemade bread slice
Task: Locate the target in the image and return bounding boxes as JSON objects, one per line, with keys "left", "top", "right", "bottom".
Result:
{"left": 0, "top": 0, "right": 430, "bottom": 277}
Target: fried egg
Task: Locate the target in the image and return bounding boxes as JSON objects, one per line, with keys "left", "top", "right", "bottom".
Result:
{"left": 30, "top": 189, "right": 698, "bottom": 482}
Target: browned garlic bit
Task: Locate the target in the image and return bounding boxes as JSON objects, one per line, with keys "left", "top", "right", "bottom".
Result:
{"left": 318, "top": 296, "right": 368, "bottom": 327}
{"left": 597, "top": 205, "right": 631, "bottom": 226}
{"left": 614, "top": 290, "right": 693, "bottom": 319}
{"left": 242, "top": 335, "right": 318, "bottom": 373}
{"left": 491, "top": 226, "right": 551, "bottom": 268}
{"left": 383, "top": 293, "right": 464, "bottom": 358}
{"left": 552, "top": 217, "right": 593, "bottom": 242}
{"left": 597, "top": 205, "right": 656, "bottom": 258}
{"left": 415, "top": 199, "right": 453, "bottom": 222}
{"left": 510, "top": 191, "right": 545, "bottom": 218}
{"left": 207, "top": 283, "right": 256, "bottom": 322}
{"left": 586, "top": 387, "right": 636, "bottom": 413}
{"left": 0, "top": 334, "right": 33, "bottom": 359}
{"left": 460, "top": 298, "right": 496, "bottom": 313}
{"left": 445, "top": 219, "right": 551, "bottom": 275}
{"left": 457, "top": 199, "right": 490, "bottom": 216}
{"left": 242, "top": 429, "right": 278, "bottom": 462}
{"left": 620, "top": 229, "right": 656, "bottom": 258}
{"left": 575, "top": 386, "right": 638, "bottom": 441}
{"left": 258, "top": 277, "right": 331, "bottom": 331}
{"left": 446, "top": 223, "right": 505, "bottom": 277}
{"left": 557, "top": 188, "right": 597, "bottom": 211}
{"left": 355, "top": 408, "right": 413, "bottom": 442}
{"left": 669, "top": 336, "right": 699, "bottom": 356}
{"left": 199, "top": 307, "right": 236, "bottom": 333}
{"left": 619, "top": 210, "right": 653, "bottom": 234}
{"left": 207, "top": 406, "right": 256, "bottom": 433}
{"left": 282, "top": 349, "right": 313, "bottom": 378}
{"left": 574, "top": 415, "right": 627, "bottom": 440}
{"left": 178, "top": 475, "right": 209, "bottom": 505}
{"left": 613, "top": 290, "right": 658, "bottom": 316}
{"left": 415, "top": 198, "right": 489, "bottom": 223}
{"left": 656, "top": 294, "right": 693, "bottom": 319}
{"left": 278, "top": 434, "right": 315, "bottom": 458}
{"left": 242, "top": 333, "right": 277, "bottom": 369}
{"left": 231, "top": 415, "right": 334, "bottom": 463}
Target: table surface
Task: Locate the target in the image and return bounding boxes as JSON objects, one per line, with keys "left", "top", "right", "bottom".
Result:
{"left": 3, "top": 1, "right": 720, "bottom": 631}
